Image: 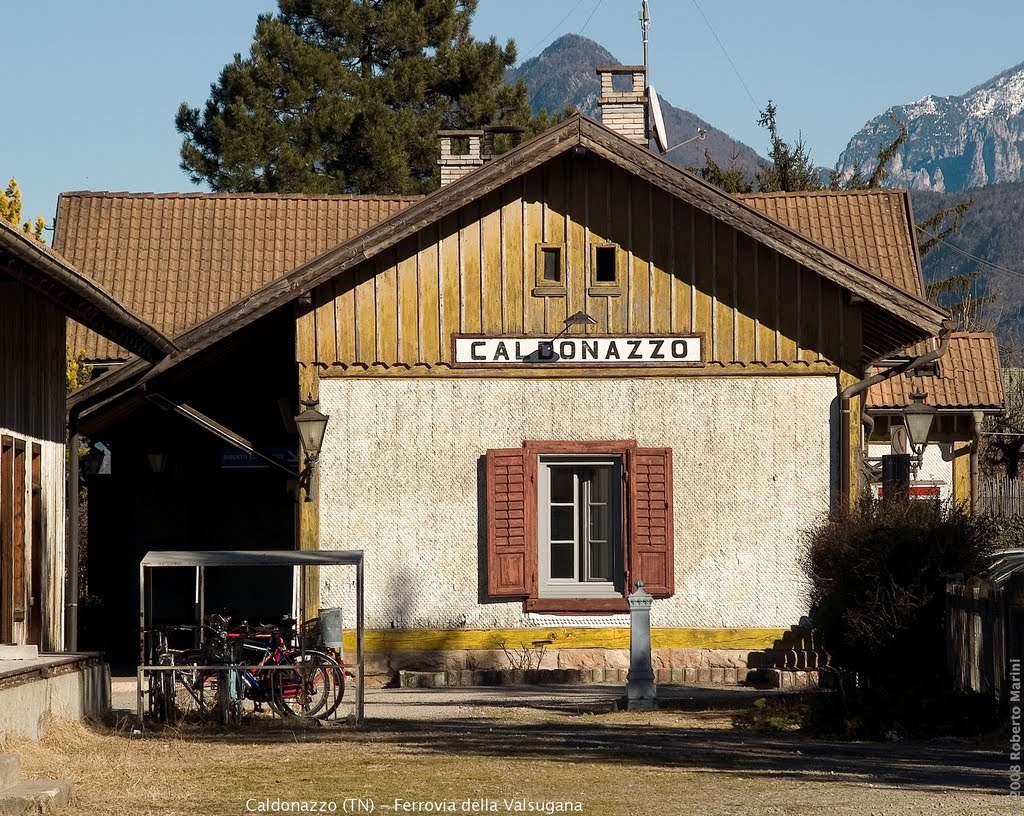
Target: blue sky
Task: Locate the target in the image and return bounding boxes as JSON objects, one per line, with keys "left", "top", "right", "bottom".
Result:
{"left": 6, "top": 1, "right": 1024, "bottom": 234}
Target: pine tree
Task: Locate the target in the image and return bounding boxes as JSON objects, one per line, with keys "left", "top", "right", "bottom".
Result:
{"left": 176, "top": 0, "right": 546, "bottom": 195}
{"left": 697, "top": 146, "right": 753, "bottom": 194}
{"left": 754, "top": 101, "right": 824, "bottom": 193}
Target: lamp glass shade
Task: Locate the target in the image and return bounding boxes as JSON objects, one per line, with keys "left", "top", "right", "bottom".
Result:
{"left": 902, "top": 392, "right": 935, "bottom": 448}
{"left": 81, "top": 450, "right": 104, "bottom": 477}
{"left": 294, "top": 406, "right": 329, "bottom": 456}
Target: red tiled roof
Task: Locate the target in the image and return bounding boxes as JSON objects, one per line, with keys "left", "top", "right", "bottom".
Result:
{"left": 866, "top": 332, "right": 1004, "bottom": 410}
{"left": 53, "top": 191, "right": 421, "bottom": 361}
{"left": 740, "top": 189, "right": 923, "bottom": 297}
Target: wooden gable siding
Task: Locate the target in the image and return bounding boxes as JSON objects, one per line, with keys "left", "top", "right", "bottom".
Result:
{"left": 303, "top": 153, "right": 860, "bottom": 372}
{"left": 0, "top": 278, "right": 66, "bottom": 442}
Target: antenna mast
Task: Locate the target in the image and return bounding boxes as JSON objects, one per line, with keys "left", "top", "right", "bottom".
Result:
{"left": 640, "top": 0, "right": 650, "bottom": 74}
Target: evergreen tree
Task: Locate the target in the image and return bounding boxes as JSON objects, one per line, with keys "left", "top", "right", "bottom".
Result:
{"left": 176, "top": 0, "right": 546, "bottom": 195}
{"left": 697, "top": 146, "right": 753, "bottom": 194}
{"left": 754, "top": 101, "right": 824, "bottom": 193}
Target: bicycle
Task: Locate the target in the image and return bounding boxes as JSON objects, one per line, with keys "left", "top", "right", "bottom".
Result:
{"left": 158, "top": 614, "right": 344, "bottom": 724}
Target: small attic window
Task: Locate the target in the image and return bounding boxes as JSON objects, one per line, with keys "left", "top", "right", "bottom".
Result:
{"left": 588, "top": 244, "right": 622, "bottom": 297}
{"left": 542, "top": 247, "right": 561, "bottom": 282}
{"left": 533, "top": 244, "right": 566, "bottom": 297}
{"left": 595, "top": 246, "right": 616, "bottom": 283}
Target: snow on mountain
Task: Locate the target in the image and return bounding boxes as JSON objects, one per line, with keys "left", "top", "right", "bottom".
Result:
{"left": 836, "top": 61, "right": 1024, "bottom": 192}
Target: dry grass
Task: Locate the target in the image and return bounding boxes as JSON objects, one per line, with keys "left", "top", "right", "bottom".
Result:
{"left": 2, "top": 705, "right": 1003, "bottom": 816}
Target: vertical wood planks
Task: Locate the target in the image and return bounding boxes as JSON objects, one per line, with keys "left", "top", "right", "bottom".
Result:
{"left": 692, "top": 209, "right": 714, "bottom": 359}
{"left": 503, "top": 181, "right": 525, "bottom": 334}
{"left": 649, "top": 187, "right": 673, "bottom": 334}
{"left": 630, "top": 179, "right": 652, "bottom": 333}
{"left": 439, "top": 214, "right": 461, "bottom": 363}
{"left": 756, "top": 244, "right": 778, "bottom": 361}
{"left": 523, "top": 167, "right": 546, "bottom": 334}
{"left": 714, "top": 223, "right": 736, "bottom": 363}
{"left": 607, "top": 164, "right": 630, "bottom": 334}
{"left": 417, "top": 226, "right": 440, "bottom": 363}
{"left": 734, "top": 233, "right": 757, "bottom": 362}
{"left": 353, "top": 260, "right": 377, "bottom": 365}
{"left": 370, "top": 252, "right": 395, "bottom": 362}
{"left": 303, "top": 152, "right": 868, "bottom": 371}
{"left": 480, "top": 192, "right": 503, "bottom": 335}
{"left": 397, "top": 238, "right": 419, "bottom": 363}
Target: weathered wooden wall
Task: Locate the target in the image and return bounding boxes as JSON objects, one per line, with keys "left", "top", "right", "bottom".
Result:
{"left": 946, "top": 574, "right": 1018, "bottom": 702}
{"left": 300, "top": 153, "right": 863, "bottom": 374}
{"left": 0, "top": 278, "right": 66, "bottom": 441}
{"left": 0, "top": 280, "right": 67, "bottom": 649}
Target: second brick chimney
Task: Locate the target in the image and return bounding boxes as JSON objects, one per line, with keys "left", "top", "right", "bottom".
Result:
{"left": 596, "top": 65, "right": 648, "bottom": 146}
{"left": 438, "top": 125, "right": 527, "bottom": 187}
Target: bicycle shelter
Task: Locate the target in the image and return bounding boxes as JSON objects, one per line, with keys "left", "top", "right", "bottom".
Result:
{"left": 138, "top": 549, "right": 365, "bottom": 725}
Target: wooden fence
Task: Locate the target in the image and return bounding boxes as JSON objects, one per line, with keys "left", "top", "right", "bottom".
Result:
{"left": 946, "top": 573, "right": 1024, "bottom": 701}
{"left": 978, "top": 477, "right": 1024, "bottom": 517}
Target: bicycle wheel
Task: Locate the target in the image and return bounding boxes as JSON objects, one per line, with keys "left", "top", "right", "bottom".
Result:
{"left": 272, "top": 650, "right": 344, "bottom": 719}
{"left": 174, "top": 651, "right": 219, "bottom": 721}
{"left": 161, "top": 668, "right": 178, "bottom": 726}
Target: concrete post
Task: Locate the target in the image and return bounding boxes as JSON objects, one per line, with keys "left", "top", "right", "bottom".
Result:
{"left": 627, "top": 580, "right": 657, "bottom": 710}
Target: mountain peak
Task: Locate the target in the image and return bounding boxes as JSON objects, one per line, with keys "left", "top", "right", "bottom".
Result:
{"left": 836, "top": 60, "right": 1024, "bottom": 192}
{"left": 507, "top": 35, "right": 763, "bottom": 175}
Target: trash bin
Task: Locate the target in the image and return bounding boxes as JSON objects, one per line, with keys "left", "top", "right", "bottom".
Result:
{"left": 319, "top": 607, "right": 343, "bottom": 650}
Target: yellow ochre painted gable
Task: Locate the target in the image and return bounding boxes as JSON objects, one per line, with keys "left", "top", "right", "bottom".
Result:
{"left": 303, "top": 152, "right": 863, "bottom": 373}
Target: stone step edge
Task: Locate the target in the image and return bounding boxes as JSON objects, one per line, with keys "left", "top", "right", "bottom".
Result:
{"left": 399, "top": 666, "right": 752, "bottom": 689}
{"left": 0, "top": 756, "right": 20, "bottom": 792}
{"left": 0, "top": 779, "right": 72, "bottom": 815}
{"left": 747, "top": 650, "right": 832, "bottom": 670}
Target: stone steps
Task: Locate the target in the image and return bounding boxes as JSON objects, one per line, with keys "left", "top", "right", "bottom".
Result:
{"left": 399, "top": 666, "right": 751, "bottom": 688}
{"left": 0, "top": 754, "right": 72, "bottom": 816}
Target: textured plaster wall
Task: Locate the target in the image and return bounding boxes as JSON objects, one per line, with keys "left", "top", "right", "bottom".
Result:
{"left": 319, "top": 376, "right": 838, "bottom": 632}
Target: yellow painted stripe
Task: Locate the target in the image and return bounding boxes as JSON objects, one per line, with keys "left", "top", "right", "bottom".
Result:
{"left": 341, "top": 627, "right": 787, "bottom": 652}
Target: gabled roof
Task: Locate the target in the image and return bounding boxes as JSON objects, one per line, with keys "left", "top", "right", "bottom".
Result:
{"left": 866, "top": 332, "right": 1004, "bottom": 411}
{"left": 740, "top": 189, "right": 924, "bottom": 298}
{"left": 70, "top": 113, "right": 947, "bottom": 415}
{"left": 0, "top": 219, "right": 175, "bottom": 362}
{"left": 54, "top": 192, "right": 421, "bottom": 361}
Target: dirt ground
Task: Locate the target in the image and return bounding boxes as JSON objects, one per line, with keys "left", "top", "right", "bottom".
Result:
{"left": 7, "top": 688, "right": 1007, "bottom": 816}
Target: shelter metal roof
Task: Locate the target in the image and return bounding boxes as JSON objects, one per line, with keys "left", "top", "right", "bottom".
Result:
{"left": 141, "top": 550, "right": 363, "bottom": 568}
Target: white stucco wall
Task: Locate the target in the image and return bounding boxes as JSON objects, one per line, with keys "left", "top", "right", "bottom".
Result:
{"left": 318, "top": 376, "right": 838, "bottom": 631}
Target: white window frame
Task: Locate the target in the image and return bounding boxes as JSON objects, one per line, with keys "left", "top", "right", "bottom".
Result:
{"left": 537, "top": 455, "right": 624, "bottom": 599}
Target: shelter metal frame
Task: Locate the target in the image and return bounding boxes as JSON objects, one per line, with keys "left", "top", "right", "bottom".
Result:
{"left": 138, "top": 549, "right": 364, "bottom": 726}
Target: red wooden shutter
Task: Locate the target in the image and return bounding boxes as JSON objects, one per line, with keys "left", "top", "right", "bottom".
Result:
{"left": 628, "top": 447, "right": 674, "bottom": 597}
{"left": 486, "top": 448, "right": 537, "bottom": 597}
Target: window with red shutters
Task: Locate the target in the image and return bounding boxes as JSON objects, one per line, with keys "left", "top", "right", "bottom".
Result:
{"left": 485, "top": 441, "right": 674, "bottom": 610}
{"left": 627, "top": 447, "right": 675, "bottom": 597}
{"left": 485, "top": 448, "right": 537, "bottom": 597}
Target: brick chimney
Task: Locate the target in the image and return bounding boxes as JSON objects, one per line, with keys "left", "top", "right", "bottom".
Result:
{"left": 596, "top": 65, "right": 648, "bottom": 146}
{"left": 438, "top": 125, "right": 526, "bottom": 187}
{"left": 438, "top": 130, "right": 484, "bottom": 187}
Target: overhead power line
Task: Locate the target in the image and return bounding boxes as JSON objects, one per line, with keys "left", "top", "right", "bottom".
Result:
{"left": 916, "top": 226, "right": 1024, "bottom": 282}
{"left": 518, "top": 0, "right": 589, "bottom": 63}
{"left": 691, "top": 0, "right": 760, "bottom": 115}
{"left": 578, "top": 0, "right": 604, "bottom": 36}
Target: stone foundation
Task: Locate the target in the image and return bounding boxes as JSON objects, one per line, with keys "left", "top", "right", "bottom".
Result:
{"left": 367, "top": 647, "right": 756, "bottom": 686}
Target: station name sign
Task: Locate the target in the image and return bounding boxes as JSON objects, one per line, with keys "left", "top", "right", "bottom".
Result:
{"left": 452, "top": 335, "right": 703, "bottom": 367}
